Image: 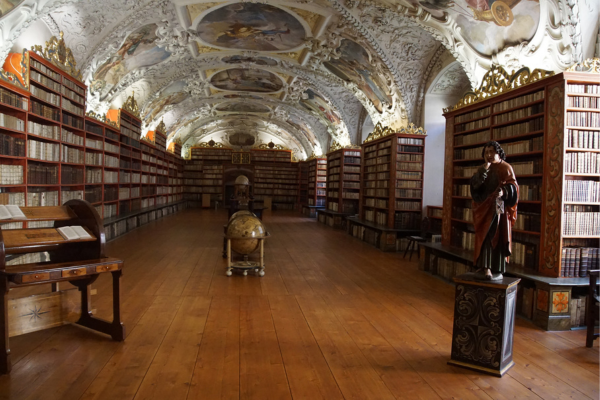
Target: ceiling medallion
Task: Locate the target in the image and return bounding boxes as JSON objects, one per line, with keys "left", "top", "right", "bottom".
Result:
{"left": 567, "top": 58, "right": 600, "bottom": 73}
{"left": 31, "top": 32, "right": 82, "bottom": 81}
{"left": 444, "top": 64, "right": 554, "bottom": 113}
{"left": 122, "top": 92, "right": 141, "bottom": 118}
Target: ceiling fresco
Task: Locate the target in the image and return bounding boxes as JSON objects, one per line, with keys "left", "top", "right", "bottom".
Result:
{"left": 196, "top": 3, "right": 307, "bottom": 52}
{"left": 0, "top": 0, "right": 583, "bottom": 158}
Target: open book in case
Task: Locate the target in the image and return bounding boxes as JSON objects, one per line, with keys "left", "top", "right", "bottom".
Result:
{"left": 442, "top": 65, "right": 599, "bottom": 279}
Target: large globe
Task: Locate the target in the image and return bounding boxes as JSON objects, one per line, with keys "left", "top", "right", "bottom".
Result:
{"left": 229, "top": 210, "right": 254, "bottom": 222}
{"left": 226, "top": 214, "right": 268, "bottom": 255}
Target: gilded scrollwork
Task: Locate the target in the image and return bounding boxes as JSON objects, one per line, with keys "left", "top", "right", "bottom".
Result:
{"left": 444, "top": 65, "right": 554, "bottom": 113}
{"left": 122, "top": 92, "right": 141, "bottom": 118}
{"left": 566, "top": 58, "right": 600, "bottom": 73}
{"left": 31, "top": 31, "right": 82, "bottom": 81}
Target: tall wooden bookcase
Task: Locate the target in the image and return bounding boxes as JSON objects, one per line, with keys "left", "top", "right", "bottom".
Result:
{"left": 298, "top": 160, "right": 309, "bottom": 206}
{"left": 360, "top": 129, "right": 426, "bottom": 229}
{"left": 0, "top": 40, "right": 185, "bottom": 240}
{"left": 303, "top": 157, "right": 326, "bottom": 217}
{"left": 184, "top": 146, "right": 231, "bottom": 207}
{"left": 441, "top": 66, "right": 599, "bottom": 280}
{"left": 326, "top": 147, "right": 361, "bottom": 215}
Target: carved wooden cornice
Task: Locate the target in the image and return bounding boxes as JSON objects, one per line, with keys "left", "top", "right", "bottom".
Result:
{"left": 31, "top": 32, "right": 82, "bottom": 81}
{"left": 122, "top": 92, "right": 140, "bottom": 118}
{"left": 443, "top": 64, "right": 554, "bottom": 113}
{"left": 567, "top": 58, "right": 600, "bottom": 73}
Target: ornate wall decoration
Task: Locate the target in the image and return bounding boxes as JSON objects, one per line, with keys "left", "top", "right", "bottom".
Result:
{"left": 122, "top": 92, "right": 140, "bottom": 117}
{"left": 363, "top": 122, "right": 393, "bottom": 143}
{"left": 541, "top": 83, "right": 564, "bottom": 276}
{"left": 444, "top": 65, "right": 554, "bottom": 113}
{"left": 0, "top": 50, "right": 29, "bottom": 90}
{"left": 398, "top": 123, "right": 426, "bottom": 135}
{"left": 31, "top": 31, "right": 82, "bottom": 80}
{"left": 566, "top": 57, "right": 600, "bottom": 72}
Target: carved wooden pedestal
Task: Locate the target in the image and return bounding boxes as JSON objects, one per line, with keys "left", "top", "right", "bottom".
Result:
{"left": 448, "top": 273, "right": 520, "bottom": 377}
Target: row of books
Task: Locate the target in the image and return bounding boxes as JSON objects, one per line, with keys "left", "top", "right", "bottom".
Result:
{"left": 27, "top": 139, "right": 59, "bottom": 161}
{"left": 398, "top": 137, "right": 424, "bottom": 145}
{"left": 561, "top": 247, "right": 599, "bottom": 277}
{"left": 30, "top": 85, "right": 60, "bottom": 106}
{"left": 344, "top": 156, "right": 361, "bottom": 163}
{"left": 27, "top": 190, "right": 59, "bottom": 206}
{"left": 0, "top": 132, "right": 25, "bottom": 157}
{"left": 254, "top": 189, "right": 298, "bottom": 195}
{"left": 451, "top": 228, "right": 475, "bottom": 251}
{"left": 455, "top": 107, "right": 490, "bottom": 124}
{"left": 513, "top": 211, "right": 541, "bottom": 232}
{"left": 342, "top": 192, "right": 359, "bottom": 199}
{"left": 398, "top": 145, "right": 422, "bottom": 153}
{"left": 455, "top": 117, "right": 489, "bottom": 133}
{"left": 564, "top": 180, "right": 599, "bottom": 203}
{"left": 567, "top": 84, "right": 600, "bottom": 94}
{"left": 364, "top": 209, "right": 387, "bottom": 225}
{"left": 454, "top": 129, "right": 490, "bottom": 146}
{"left": 31, "top": 100, "right": 60, "bottom": 121}
{"left": 27, "top": 163, "right": 57, "bottom": 184}
{"left": 394, "top": 212, "right": 421, "bottom": 229}
{"left": 61, "top": 85, "right": 85, "bottom": 105}
{"left": 62, "top": 113, "right": 83, "bottom": 129}
{"left": 0, "top": 112, "right": 25, "bottom": 132}
{"left": 396, "top": 180, "right": 421, "bottom": 189}
{"left": 564, "top": 151, "right": 600, "bottom": 174}
{"left": 365, "top": 198, "right": 387, "bottom": 208}
{"left": 510, "top": 241, "right": 538, "bottom": 269}
{"left": 28, "top": 121, "right": 59, "bottom": 139}
{"left": 344, "top": 182, "right": 360, "bottom": 188}
{"left": 61, "top": 165, "right": 83, "bottom": 184}
{"left": 562, "top": 212, "right": 600, "bottom": 236}
{"left": 398, "top": 154, "right": 422, "bottom": 162}
{"left": 398, "top": 171, "right": 422, "bottom": 179}
{"left": 494, "top": 103, "right": 543, "bottom": 125}
{"left": 61, "top": 144, "right": 84, "bottom": 164}
{"left": 30, "top": 59, "right": 61, "bottom": 81}
{"left": 86, "top": 137, "right": 103, "bottom": 150}
{"left": 62, "top": 128, "right": 84, "bottom": 146}
{"left": 493, "top": 90, "right": 544, "bottom": 113}
{"left": 0, "top": 164, "right": 23, "bottom": 184}
{"left": 566, "top": 111, "right": 600, "bottom": 127}
{"left": 397, "top": 200, "right": 421, "bottom": 210}
{"left": 0, "top": 86, "right": 28, "bottom": 110}
{"left": 0, "top": 191, "right": 25, "bottom": 206}
{"left": 518, "top": 182, "right": 543, "bottom": 201}
{"left": 435, "top": 258, "right": 471, "bottom": 281}
{"left": 567, "top": 129, "right": 599, "bottom": 149}
{"left": 452, "top": 206, "right": 472, "bottom": 222}
{"left": 568, "top": 96, "right": 599, "bottom": 109}
{"left": 493, "top": 117, "right": 544, "bottom": 139}
{"left": 30, "top": 71, "right": 61, "bottom": 92}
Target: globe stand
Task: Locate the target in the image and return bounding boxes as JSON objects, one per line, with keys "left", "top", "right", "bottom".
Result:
{"left": 226, "top": 238, "right": 265, "bottom": 277}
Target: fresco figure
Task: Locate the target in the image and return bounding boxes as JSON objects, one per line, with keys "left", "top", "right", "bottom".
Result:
{"left": 470, "top": 141, "right": 518, "bottom": 280}
{"left": 0, "top": 0, "right": 23, "bottom": 18}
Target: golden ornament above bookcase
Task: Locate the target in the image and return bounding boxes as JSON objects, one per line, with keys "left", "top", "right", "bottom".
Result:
{"left": 196, "top": 140, "right": 227, "bottom": 148}
{"left": 122, "top": 92, "right": 140, "bottom": 118}
{"left": 86, "top": 110, "right": 119, "bottom": 129}
{"left": 328, "top": 140, "right": 361, "bottom": 153}
{"left": 155, "top": 119, "right": 167, "bottom": 134}
{"left": 566, "top": 58, "right": 600, "bottom": 73}
{"left": 30, "top": 32, "right": 82, "bottom": 81}
{"left": 363, "top": 122, "right": 394, "bottom": 143}
{"left": 444, "top": 64, "right": 554, "bottom": 113}
{"left": 306, "top": 151, "right": 325, "bottom": 161}
{"left": 257, "top": 141, "right": 287, "bottom": 150}
{"left": 0, "top": 50, "right": 29, "bottom": 90}
{"left": 398, "top": 123, "right": 427, "bottom": 135}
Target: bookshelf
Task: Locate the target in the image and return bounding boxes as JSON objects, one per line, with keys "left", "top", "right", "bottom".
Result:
{"left": 254, "top": 163, "right": 298, "bottom": 210}
{"left": 442, "top": 67, "right": 600, "bottom": 280}
{"left": 426, "top": 205, "right": 443, "bottom": 235}
{"left": 298, "top": 160, "right": 309, "bottom": 206}
{"left": 303, "top": 157, "right": 326, "bottom": 217}
{"left": 183, "top": 146, "right": 230, "bottom": 207}
{"left": 360, "top": 129, "right": 426, "bottom": 230}
{"left": 326, "top": 147, "right": 361, "bottom": 215}
{"left": 0, "top": 37, "right": 186, "bottom": 243}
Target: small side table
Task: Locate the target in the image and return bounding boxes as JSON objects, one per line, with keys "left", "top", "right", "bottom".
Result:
{"left": 448, "top": 273, "right": 520, "bottom": 377}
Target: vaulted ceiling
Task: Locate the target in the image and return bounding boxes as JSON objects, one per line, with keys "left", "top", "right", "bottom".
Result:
{"left": 0, "top": 0, "right": 581, "bottom": 159}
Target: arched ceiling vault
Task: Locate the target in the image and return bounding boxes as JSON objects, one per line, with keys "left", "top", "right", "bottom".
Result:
{"left": 0, "top": 0, "right": 581, "bottom": 158}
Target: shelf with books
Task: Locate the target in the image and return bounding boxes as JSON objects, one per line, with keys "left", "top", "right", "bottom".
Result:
{"left": 250, "top": 148, "right": 291, "bottom": 163}
{"left": 254, "top": 164, "right": 298, "bottom": 211}
{"left": 442, "top": 68, "right": 600, "bottom": 287}
{"left": 325, "top": 147, "right": 361, "bottom": 216}
{"left": 360, "top": 132, "right": 426, "bottom": 231}
{"left": 298, "top": 160, "right": 309, "bottom": 206}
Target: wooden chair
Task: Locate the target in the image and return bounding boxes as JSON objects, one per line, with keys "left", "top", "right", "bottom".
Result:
{"left": 586, "top": 269, "right": 599, "bottom": 348}
{"left": 403, "top": 217, "right": 430, "bottom": 260}
{"left": 0, "top": 200, "right": 125, "bottom": 374}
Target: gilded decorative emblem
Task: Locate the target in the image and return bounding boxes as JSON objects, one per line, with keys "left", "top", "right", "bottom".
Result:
{"left": 566, "top": 58, "right": 600, "bottom": 73}
{"left": 257, "top": 141, "right": 287, "bottom": 150}
{"left": 0, "top": 50, "right": 29, "bottom": 90}
{"left": 399, "top": 123, "right": 427, "bottom": 135}
{"left": 86, "top": 110, "right": 119, "bottom": 129}
{"left": 363, "top": 122, "right": 394, "bottom": 143}
{"left": 196, "top": 140, "right": 226, "bottom": 148}
{"left": 123, "top": 92, "right": 141, "bottom": 118}
{"left": 31, "top": 32, "right": 82, "bottom": 81}
{"left": 306, "top": 151, "right": 324, "bottom": 160}
{"left": 444, "top": 65, "right": 554, "bottom": 113}
{"left": 329, "top": 140, "right": 343, "bottom": 152}
{"left": 156, "top": 119, "right": 167, "bottom": 134}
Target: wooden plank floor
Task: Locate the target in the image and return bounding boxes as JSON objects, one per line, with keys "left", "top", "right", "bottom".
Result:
{"left": 1, "top": 209, "right": 598, "bottom": 400}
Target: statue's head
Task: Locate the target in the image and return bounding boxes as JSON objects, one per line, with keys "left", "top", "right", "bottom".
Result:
{"left": 481, "top": 141, "right": 506, "bottom": 163}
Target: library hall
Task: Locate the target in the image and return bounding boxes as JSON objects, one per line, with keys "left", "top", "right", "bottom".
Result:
{"left": 0, "top": 0, "right": 599, "bottom": 398}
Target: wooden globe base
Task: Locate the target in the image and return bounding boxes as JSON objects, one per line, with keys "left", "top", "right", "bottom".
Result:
{"left": 226, "top": 238, "right": 265, "bottom": 277}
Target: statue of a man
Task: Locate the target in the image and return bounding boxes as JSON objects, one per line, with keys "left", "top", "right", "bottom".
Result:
{"left": 470, "top": 141, "right": 518, "bottom": 280}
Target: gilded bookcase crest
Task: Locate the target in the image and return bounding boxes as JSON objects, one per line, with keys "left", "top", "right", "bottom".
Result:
{"left": 0, "top": 50, "right": 29, "bottom": 90}
{"left": 306, "top": 151, "right": 324, "bottom": 160}
{"left": 156, "top": 119, "right": 167, "bottom": 134}
{"left": 566, "top": 58, "right": 600, "bottom": 73}
{"left": 444, "top": 65, "right": 554, "bottom": 113}
{"left": 328, "top": 141, "right": 361, "bottom": 153}
{"left": 31, "top": 32, "right": 82, "bottom": 81}
{"left": 398, "top": 123, "right": 427, "bottom": 135}
{"left": 122, "top": 92, "right": 140, "bottom": 118}
{"left": 196, "top": 140, "right": 227, "bottom": 148}
{"left": 85, "top": 110, "right": 119, "bottom": 129}
{"left": 363, "top": 122, "right": 394, "bottom": 143}
{"left": 257, "top": 142, "right": 287, "bottom": 150}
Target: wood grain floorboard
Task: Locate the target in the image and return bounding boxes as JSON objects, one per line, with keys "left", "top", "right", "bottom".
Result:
{"left": 0, "top": 209, "right": 596, "bottom": 400}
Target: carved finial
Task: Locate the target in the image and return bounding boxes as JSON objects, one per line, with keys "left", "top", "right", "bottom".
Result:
{"left": 399, "top": 123, "right": 427, "bottom": 135}
{"left": 31, "top": 31, "right": 82, "bottom": 80}
{"left": 329, "top": 140, "right": 343, "bottom": 153}
{"left": 156, "top": 118, "right": 167, "bottom": 134}
{"left": 363, "top": 122, "right": 394, "bottom": 143}
{"left": 123, "top": 91, "right": 140, "bottom": 118}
